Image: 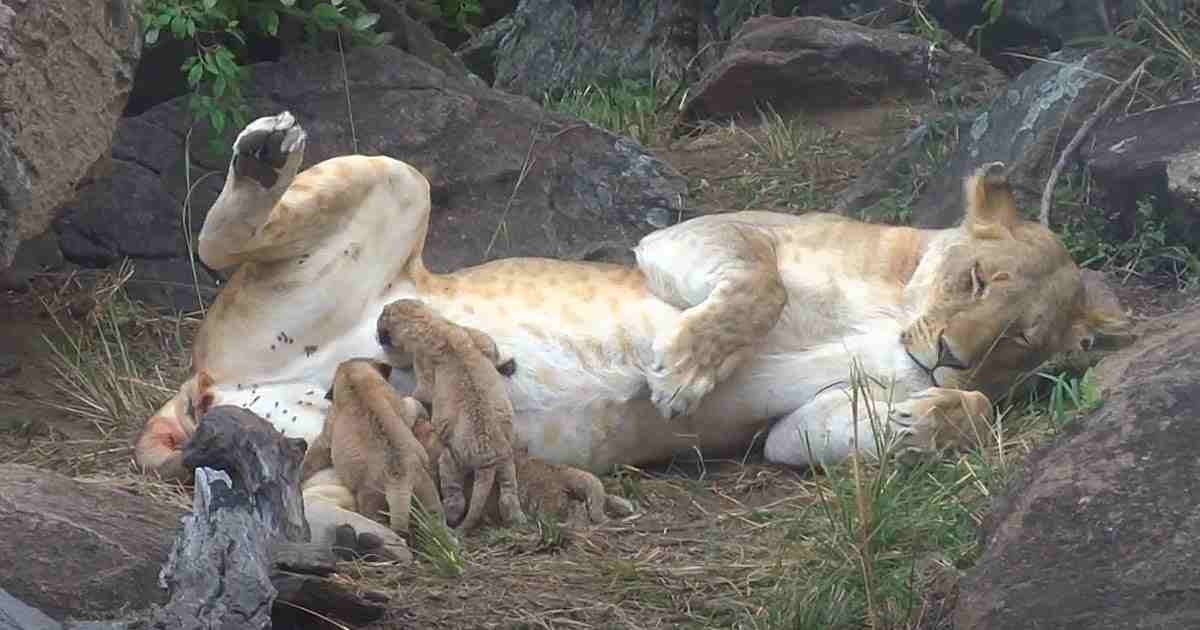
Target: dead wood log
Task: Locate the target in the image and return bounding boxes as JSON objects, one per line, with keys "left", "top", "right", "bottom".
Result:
{"left": 150, "top": 405, "right": 386, "bottom": 629}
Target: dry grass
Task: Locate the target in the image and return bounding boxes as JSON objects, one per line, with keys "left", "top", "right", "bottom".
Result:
{"left": 0, "top": 265, "right": 198, "bottom": 477}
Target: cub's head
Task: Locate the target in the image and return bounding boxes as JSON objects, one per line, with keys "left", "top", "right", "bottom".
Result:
{"left": 900, "top": 162, "right": 1131, "bottom": 399}
{"left": 325, "top": 357, "right": 393, "bottom": 401}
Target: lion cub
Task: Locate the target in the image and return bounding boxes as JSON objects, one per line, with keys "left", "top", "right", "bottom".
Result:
{"left": 413, "top": 419, "right": 634, "bottom": 526}
{"left": 300, "top": 357, "right": 444, "bottom": 537}
{"left": 377, "top": 299, "right": 526, "bottom": 531}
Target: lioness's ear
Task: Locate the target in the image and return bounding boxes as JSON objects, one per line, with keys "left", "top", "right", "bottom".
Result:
{"left": 963, "top": 162, "right": 1019, "bottom": 238}
{"left": 1063, "top": 270, "right": 1134, "bottom": 352}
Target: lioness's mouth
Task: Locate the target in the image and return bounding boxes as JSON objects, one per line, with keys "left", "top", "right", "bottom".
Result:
{"left": 904, "top": 347, "right": 940, "bottom": 387}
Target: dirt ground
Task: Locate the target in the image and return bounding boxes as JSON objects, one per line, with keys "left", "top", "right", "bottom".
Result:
{"left": 0, "top": 100, "right": 1192, "bottom": 630}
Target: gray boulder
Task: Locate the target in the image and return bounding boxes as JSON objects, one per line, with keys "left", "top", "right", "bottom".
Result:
{"left": 0, "top": 464, "right": 184, "bottom": 622}
{"left": 458, "top": 0, "right": 716, "bottom": 98}
{"left": 1085, "top": 100, "right": 1200, "bottom": 245}
{"left": 0, "top": 0, "right": 142, "bottom": 269}
{"left": 955, "top": 298, "right": 1200, "bottom": 629}
{"left": 904, "top": 48, "right": 1141, "bottom": 228}
{"left": 55, "top": 45, "right": 687, "bottom": 281}
{"left": 677, "top": 16, "right": 1005, "bottom": 126}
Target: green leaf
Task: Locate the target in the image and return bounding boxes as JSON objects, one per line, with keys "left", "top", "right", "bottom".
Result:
{"left": 202, "top": 0, "right": 218, "bottom": 9}
{"left": 279, "top": 0, "right": 296, "bottom": 6}
{"left": 311, "top": 3, "right": 342, "bottom": 27}
{"left": 213, "top": 75, "right": 227, "bottom": 97}
{"left": 156, "top": 13, "right": 173, "bottom": 27}
{"left": 214, "top": 47, "right": 239, "bottom": 77}
{"left": 331, "top": 0, "right": 344, "bottom": 6}
{"left": 145, "top": 27, "right": 160, "bottom": 45}
{"left": 187, "top": 62, "right": 204, "bottom": 87}
{"left": 170, "top": 14, "right": 188, "bottom": 37}
{"left": 185, "top": 17, "right": 196, "bottom": 37}
{"left": 352, "top": 12, "right": 379, "bottom": 31}
{"left": 210, "top": 108, "right": 227, "bottom": 134}
{"left": 258, "top": 9, "right": 280, "bottom": 36}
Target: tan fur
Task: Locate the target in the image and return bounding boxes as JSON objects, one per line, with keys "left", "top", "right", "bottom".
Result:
{"left": 413, "top": 402, "right": 634, "bottom": 525}
{"left": 377, "top": 299, "right": 525, "bottom": 531}
{"left": 300, "top": 358, "right": 443, "bottom": 536}
{"left": 134, "top": 113, "right": 1133, "bottom": 486}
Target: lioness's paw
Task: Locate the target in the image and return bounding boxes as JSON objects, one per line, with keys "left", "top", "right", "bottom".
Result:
{"left": 647, "top": 333, "right": 718, "bottom": 420}
{"left": 231, "top": 111, "right": 307, "bottom": 189}
{"left": 888, "top": 387, "right": 993, "bottom": 456}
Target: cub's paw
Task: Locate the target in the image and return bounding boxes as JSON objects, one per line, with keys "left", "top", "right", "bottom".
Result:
{"left": 231, "top": 111, "right": 307, "bottom": 189}
{"left": 888, "top": 387, "right": 994, "bottom": 456}
{"left": 604, "top": 494, "right": 635, "bottom": 518}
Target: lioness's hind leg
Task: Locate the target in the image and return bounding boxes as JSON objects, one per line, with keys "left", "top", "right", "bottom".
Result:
{"left": 635, "top": 219, "right": 787, "bottom": 419}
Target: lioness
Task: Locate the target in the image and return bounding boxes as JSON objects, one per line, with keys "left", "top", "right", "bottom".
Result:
{"left": 135, "top": 112, "right": 1128, "bottom": 494}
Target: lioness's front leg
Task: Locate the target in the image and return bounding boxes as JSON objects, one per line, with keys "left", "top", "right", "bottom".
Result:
{"left": 888, "top": 387, "right": 995, "bottom": 456}
{"left": 764, "top": 387, "right": 995, "bottom": 467}
{"left": 197, "top": 111, "right": 308, "bottom": 269}
{"left": 634, "top": 217, "right": 787, "bottom": 419}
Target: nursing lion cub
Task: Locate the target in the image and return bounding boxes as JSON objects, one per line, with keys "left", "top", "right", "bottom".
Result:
{"left": 377, "top": 299, "right": 526, "bottom": 531}
{"left": 300, "top": 357, "right": 443, "bottom": 536}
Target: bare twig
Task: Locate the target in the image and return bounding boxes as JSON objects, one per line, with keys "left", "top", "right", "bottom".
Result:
{"left": 1040, "top": 55, "right": 1154, "bottom": 226}
{"left": 336, "top": 30, "right": 359, "bottom": 154}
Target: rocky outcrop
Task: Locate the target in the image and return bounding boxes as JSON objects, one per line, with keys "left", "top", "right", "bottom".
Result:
{"left": 0, "top": 464, "right": 184, "bottom": 622}
{"left": 54, "top": 45, "right": 687, "bottom": 291}
{"left": 901, "top": 48, "right": 1141, "bottom": 228}
{"left": 1085, "top": 100, "right": 1200, "bottom": 244}
{"left": 458, "top": 0, "right": 716, "bottom": 97}
{"left": 0, "top": 0, "right": 142, "bottom": 269}
{"left": 955, "top": 299, "right": 1200, "bottom": 629}
{"left": 677, "top": 16, "right": 1004, "bottom": 126}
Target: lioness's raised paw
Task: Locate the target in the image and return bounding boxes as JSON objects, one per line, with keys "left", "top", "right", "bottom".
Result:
{"left": 888, "top": 387, "right": 994, "bottom": 456}
{"left": 231, "top": 111, "right": 307, "bottom": 189}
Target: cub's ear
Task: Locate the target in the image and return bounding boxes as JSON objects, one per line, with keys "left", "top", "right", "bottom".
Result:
{"left": 324, "top": 387, "right": 334, "bottom": 402}
{"left": 372, "top": 360, "right": 394, "bottom": 381}
{"left": 963, "top": 162, "right": 1019, "bottom": 238}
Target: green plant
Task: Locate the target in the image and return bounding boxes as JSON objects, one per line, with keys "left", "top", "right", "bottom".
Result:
{"left": 138, "top": 0, "right": 384, "bottom": 151}
{"left": 767, "top": 362, "right": 986, "bottom": 629}
{"left": 964, "top": 0, "right": 1005, "bottom": 54}
{"left": 410, "top": 499, "right": 466, "bottom": 577}
{"left": 412, "top": 0, "right": 483, "bottom": 35}
{"left": 543, "top": 79, "right": 670, "bottom": 147}
{"left": 1036, "top": 368, "right": 1103, "bottom": 432}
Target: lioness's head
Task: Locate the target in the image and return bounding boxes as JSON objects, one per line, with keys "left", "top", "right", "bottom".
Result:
{"left": 900, "top": 162, "right": 1131, "bottom": 399}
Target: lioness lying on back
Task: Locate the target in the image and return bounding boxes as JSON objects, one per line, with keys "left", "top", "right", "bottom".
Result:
{"left": 377, "top": 298, "right": 526, "bottom": 531}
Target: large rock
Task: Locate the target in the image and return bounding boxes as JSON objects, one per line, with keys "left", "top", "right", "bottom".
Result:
{"left": 905, "top": 48, "right": 1140, "bottom": 228}
{"left": 0, "top": 0, "right": 142, "bottom": 269}
{"left": 0, "top": 464, "right": 184, "bottom": 622}
{"left": 458, "top": 0, "right": 715, "bottom": 97}
{"left": 955, "top": 299, "right": 1200, "bottom": 629}
{"left": 677, "top": 16, "right": 1005, "bottom": 125}
{"left": 56, "top": 45, "right": 687, "bottom": 277}
{"left": 1085, "top": 100, "right": 1200, "bottom": 244}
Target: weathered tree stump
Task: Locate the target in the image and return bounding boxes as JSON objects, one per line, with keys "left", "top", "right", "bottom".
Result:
{"left": 150, "top": 405, "right": 386, "bottom": 629}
